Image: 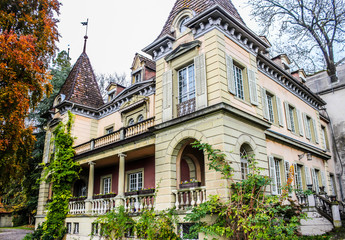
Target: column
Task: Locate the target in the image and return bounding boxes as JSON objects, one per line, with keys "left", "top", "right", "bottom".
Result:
{"left": 85, "top": 161, "right": 95, "bottom": 213}
{"left": 118, "top": 153, "right": 126, "bottom": 196}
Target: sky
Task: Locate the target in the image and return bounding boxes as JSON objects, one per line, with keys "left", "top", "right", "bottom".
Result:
{"left": 57, "top": 0, "right": 257, "bottom": 78}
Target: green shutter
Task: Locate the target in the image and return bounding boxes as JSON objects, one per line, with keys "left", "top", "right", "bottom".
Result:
{"left": 312, "top": 118, "right": 319, "bottom": 144}
{"left": 162, "top": 70, "right": 173, "bottom": 122}
{"left": 276, "top": 97, "right": 284, "bottom": 127}
{"left": 248, "top": 68, "right": 258, "bottom": 105}
{"left": 284, "top": 102, "right": 292, "bottom": 130}
{"left": 303, "top": 113, "right": 311, "bottom": 140}
{"left": 296, "top": 109, "right": 304, "bottom": 136}
{"left": 304, "top": 166, "right": 311, "bottom": 185}
{"left": 261, "top": 87, "right": 269, "bottom": 120}
{"left": 269, "top": 156, "right": 278, "bottom": 195}
{"left": 226, "top": 54, "right": 235, "bottom": 94}
{"left": 195, "top": 54, "right": 207, "bottom": 110}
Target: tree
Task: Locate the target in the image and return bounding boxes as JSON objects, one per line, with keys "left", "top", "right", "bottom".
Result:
{"left": 0, "top": 0, "right": 60, "bottom": 188}
{"left": 96, "top": 72, "right": 127, "bottom": 101}
{"left": 7, "top": 51, "right": 71, "bottom": 226}
{"left": 248, "top": 0, "right": 345, "bottom": 80}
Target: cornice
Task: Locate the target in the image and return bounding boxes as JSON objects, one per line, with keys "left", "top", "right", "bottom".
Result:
{"left": 142, "top": 34, "right": 175, "bottom": 61}
{"left": 257, "top": 53, "right": 326, "bottom": 109}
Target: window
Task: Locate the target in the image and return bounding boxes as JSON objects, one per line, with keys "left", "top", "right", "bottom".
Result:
{"left": 288, "top": 106, "right": 296, "bottom": 132}
{"left": 137, "top": 114, "right": 144, "bottom": 123}
{"left": 128, "top": 118, "right": 135, "bottom": 126}
{"left": 101, "top": 176, "right": 111, "bottom": 194}
{"left": 128, "top": 172, "right": 143, "bottom": 191}
{"left": 92, "top": 223, "right": 99, "bottom": 235}
{"left": 266, "top": 94, "right": 274, "bottom": 123}
{"left": 179, "top": 223, "right": 198, "bottom": 240}
{"left": 178, "top": 64, "right": 195, "bottom": 103}
{"left": 179, "top": 16, "right": 190, "bottom": 33}
{"left": 284, "top": 161, "right": 290, "bottom": 182}
{"left": 269, "top": 156, "right": 282, "bottom": 195}
{"left": 134, "top": 72, "right": 142, "bottom": 83}
{"left": 274, "top": 159, "right": 282, "bottom": 195}
{"left": 106, "top": 126, "right": 114, "bottom": 134}
{"left": 240, "top": 145, "right": 251, "bottom": 180}
{"left": 294, "top": 164, "right": 303, "bottom": 190}
{"left": 233, "top": 65, "right": 244, "bottom": 100}
{"left": 67, "top": 223, "right": 72, "bottom": 234}
{"left": 306, "top": 116, "right": 312, "bottom": 140}
{"left": 311, "top": 168, "right": 320, "bottom": 193}
{"left": 321, "top": 126, "right": 329, "bottom": 150}
{"left": 74, "top": 223, "right": 79, "bottom": 234}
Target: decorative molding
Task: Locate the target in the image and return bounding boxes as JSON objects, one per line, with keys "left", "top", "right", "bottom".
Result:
{"left": 142, "top": 34, "right": 175, "bottom": 61}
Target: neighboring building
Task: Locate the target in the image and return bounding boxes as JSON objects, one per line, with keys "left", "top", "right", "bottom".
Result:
{"left": 307, "top": 64, "right": 345, "bottom": 198}
{"left": 36, "top": 0, "right": 341, "bottom": 238}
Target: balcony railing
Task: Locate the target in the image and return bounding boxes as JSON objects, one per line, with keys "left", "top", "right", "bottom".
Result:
{"left": 124, "top": 193, "right": 155, "bottom": 213}
{"left": 74, "top": 117, "right": 155, "bottom": 155}
{"left": 90, "top": 197, "right": 117, "bottom": 215}
{"left": 173, "top": 186, "right": 206, "bottom": 210}
{"left": 68, "top": 200, "right": 86, "bottom": 215}
{"left": 177, "top": 98, "right": 196, "bottom": 117}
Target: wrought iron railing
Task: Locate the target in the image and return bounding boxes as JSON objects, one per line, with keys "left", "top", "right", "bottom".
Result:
{"left": 177, "top": 98, "right": 196, "bottom": 117}
{"left": 74, "top": 117, "right": 155, "bottom": 155}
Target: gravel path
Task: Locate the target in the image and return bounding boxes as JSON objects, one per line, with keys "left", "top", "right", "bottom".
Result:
{"left": 0, "top": 228, "right": 33, "bottom": 240}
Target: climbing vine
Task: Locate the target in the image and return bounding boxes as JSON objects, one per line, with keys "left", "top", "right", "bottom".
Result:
{"left": 29, "top": 111, "right": 80, "bottom": 240}
{"left": 185, "top": 141, "right": 305, "bottom": 240}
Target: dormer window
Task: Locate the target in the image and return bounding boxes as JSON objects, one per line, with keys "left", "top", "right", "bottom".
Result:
{"left": 179, "top": 16, "right": 190, "bottom": 33}
{"left": 134, "top": 71, "right": 142, "bottom": 83}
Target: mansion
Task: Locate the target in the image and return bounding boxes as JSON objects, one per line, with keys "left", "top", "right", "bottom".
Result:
{"left": 36, "top": 0, "right": 342, "bottom": 239}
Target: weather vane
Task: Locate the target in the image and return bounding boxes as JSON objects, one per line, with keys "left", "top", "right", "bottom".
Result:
{"left": 81, "top": 19, "right": 89, "bottom": 53}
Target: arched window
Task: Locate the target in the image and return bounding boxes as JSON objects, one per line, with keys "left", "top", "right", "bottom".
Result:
{"left": 128, "top": 118, "right": 135, "bottom": 126}
{"left": 137, "top": 114, "right": 144, "bottom": 123}
{"left": 179, "top": 16, "right": 190, "bottom": 33}
{"left": 240, "top": 144, "right": 253, "bottom": 180}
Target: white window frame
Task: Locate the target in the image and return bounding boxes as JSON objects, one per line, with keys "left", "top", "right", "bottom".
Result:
{"left": 100, "top": 175, "right": 112, "bottom": 195}
{"left": 105, "top": 126, "right": 114, "bottom": 134}
{"left": 274, "top": 159, "right": 282, "bottom": 195}
{"left": 178, "top": 63, "right": 195, "bottom": 103}
{"left": 240, "top": 147, "right": 249, "bottom": 180}
{"left": 269, "top": 156, "right": 282, "bottom": 195}
{"left": 295, "top": 164, "right": 303, "bottom": 190}
{"left": 126, "top": 169, "right": 144, "bottom": 192}
{"left": 233, "top": 65, "right": 244, "bottom": 100}
{"left": 134, "top": 71, "right": 142, "bottom": 83}
{"left": 266, "top": 94, "right": 275, "bottom": 123}
{"left": 67, "top": 222, "right": 72, "bottom": 234}
{"left": 74, "top": 223, "right": 79, "bottom": 234}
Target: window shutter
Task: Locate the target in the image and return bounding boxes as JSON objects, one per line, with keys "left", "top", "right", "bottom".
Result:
{"left": 276, "top": 97, "right": 284, "bottom": 127}
{"left": 303, "top": 113, "right": 311, "bottom": 140}
{"left": 195, "top": 54, "right": 207, "bottom": 110}
{"left": 284, "top": 161, "right": 290, "bottom": 182}
{"left": 321, "top": 171, "right": 328, "bottom": 193}
{"left": 284, "top": 101, "right": 292, "bottom": 130}
{"left": 261, "top": 87, "right": 269, "bottom": 120}
{"left": 43, "top": 132, "right": 51, "bottom": 163}
{"left": 226, "top": 54, "right": 235, "bottom": 94}
{"left": 305, "top": 166, "right": 311, "bottom": 185}
{"left": 293, "top": 163, "right": 297, "bottom": 186}
{"left": 269, "top": 156, "right": 278, "bottom": 195}
{"left": 162, "top": 70, "right": 173, "bottom": 122}
{"left": 296, "top": 109, "right": 304, "bottom": 136}
{"left": 312, "top": 118, "right": 319, "bottom": 144}
{"left": 248, "top": 68, "right": 258, "bottom": 105}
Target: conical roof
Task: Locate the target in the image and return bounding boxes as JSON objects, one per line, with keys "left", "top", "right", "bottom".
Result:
{"left": 59, "top": 52, "right": 104, "bottom": 108}
{"left": 157, "top": 0, "right": 244, "bottom": 39}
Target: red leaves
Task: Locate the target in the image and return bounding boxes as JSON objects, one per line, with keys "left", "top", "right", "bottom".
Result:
{"left": 0, "top": 0, "right": 60, "bottom": 183}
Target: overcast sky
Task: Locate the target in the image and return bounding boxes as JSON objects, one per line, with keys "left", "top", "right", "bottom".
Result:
{"left": 57, "top": 0, "right": 257, "bottom": 78}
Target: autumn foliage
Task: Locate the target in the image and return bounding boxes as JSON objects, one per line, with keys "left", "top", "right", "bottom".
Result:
{"left": 0, "top": 0, "right": 60, "bottom": 187}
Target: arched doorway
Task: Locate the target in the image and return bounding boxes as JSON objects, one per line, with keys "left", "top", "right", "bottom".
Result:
{"left": 177, "top": 139, "right": 205, "bottom": 188}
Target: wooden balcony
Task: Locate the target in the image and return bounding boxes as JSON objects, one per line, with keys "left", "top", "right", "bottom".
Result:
{"left": 74, "top": 117, "right": 155, "bottom": 155}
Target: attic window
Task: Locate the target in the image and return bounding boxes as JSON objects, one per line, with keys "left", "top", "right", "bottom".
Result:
{"left": 179, "top": 16, "right": 190, "bottom": 33}
{"left": 134, "top": 71, "right": 142, "bottom": 83}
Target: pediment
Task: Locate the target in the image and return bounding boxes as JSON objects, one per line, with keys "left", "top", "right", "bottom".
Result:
{"left": 165, "top": 40, "right": 201, "bottom": 62}
{"left": 120, "top": 95, "right": 148, "bottom": 113}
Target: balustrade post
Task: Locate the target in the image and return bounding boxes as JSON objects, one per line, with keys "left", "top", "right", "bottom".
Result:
{"left": 90, "top": 139, "right": 95, "bottom": 150}
{"left": 331, "top": 202, "right": 342, "bottom": 227}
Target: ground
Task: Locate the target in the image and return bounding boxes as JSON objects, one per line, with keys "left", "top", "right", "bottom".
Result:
{"left": 0, "top": 227, "right": 33, "bottom": 240}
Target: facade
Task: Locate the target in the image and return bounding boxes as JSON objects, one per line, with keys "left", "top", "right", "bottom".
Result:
{"left": 306, "top": 64, "right": 345, "bottom": 198}
{"left": 36, "top": 0, "right": 341, "bottom": 238}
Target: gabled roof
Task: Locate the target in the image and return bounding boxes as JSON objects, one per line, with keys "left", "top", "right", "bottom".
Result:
{"left": 157, "top": 0, "right": 244, "bottom": 39}
{"left": 131, "top": 53, "right": 156, "bottom": 71}
{"left": 58, "top": 52, "right": 104, "bottom": 109}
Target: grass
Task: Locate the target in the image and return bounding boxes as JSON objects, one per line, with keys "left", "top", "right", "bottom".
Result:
{"left": 0, "top": 225, "right": 34, "bottom": 230}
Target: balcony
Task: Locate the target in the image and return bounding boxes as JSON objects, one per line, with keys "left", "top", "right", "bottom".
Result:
{"left": 74, "top": 117, "right": 155, "bottom": 155}
{"left": 173, "top": 186, "right": 206, "bottom": 211}
{"left": 177, "top": 98, "right": 196, "bottom": 117}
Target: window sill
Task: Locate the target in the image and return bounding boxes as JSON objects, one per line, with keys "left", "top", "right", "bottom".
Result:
{"left": 234, "top": 96, "right": 252, "bottom": 107}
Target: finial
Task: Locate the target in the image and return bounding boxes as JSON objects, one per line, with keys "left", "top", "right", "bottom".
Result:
{"left": 81, "top": 19, "right": 89, "bottom": 53}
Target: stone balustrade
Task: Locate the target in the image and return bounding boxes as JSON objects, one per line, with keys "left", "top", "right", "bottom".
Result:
{"left": 124, "top": 194, "right": 155, "bottom": 213}
{"left": 74, "top": 117, "right": 154, "bottom": 155}
{"left": 173, "top": 186, "right": 206, "bottom": 210}
{"left": 68, "top": 200, "right": 86, "bottom": 215}
{"left": 90, "top": 197, "right": 116, "bottom": 215}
